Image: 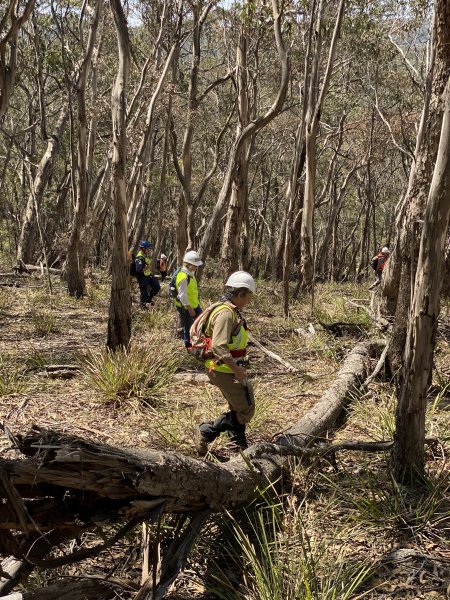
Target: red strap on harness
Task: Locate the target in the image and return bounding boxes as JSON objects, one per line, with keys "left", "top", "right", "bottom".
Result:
{"left": 230, "top": 349, "right": 246, "bottom": 358}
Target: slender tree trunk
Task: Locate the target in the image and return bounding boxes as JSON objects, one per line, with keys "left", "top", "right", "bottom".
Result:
{"left": 66, "top": 0, "right": 103, "bottom": 297}
{"left": 17, "top": 108, "right": 69, "bottom": 264}
{"left": 222, "top": 30, "right": 251, "bottom": 276}
{"left": 393, "top": 77, "right": 450, "bottom": 482}
{"left": 127, "top": 38, "right": 180, "bottom": 241}
{"left": 107, "top": 0, "right": 131, "bottom": 351}
{"left": 0, "top": 0, "right": 35, "bottom": 121}
{"left": 381, "top": 0, "right": 450, "bottom": 374}
{"left": 299, "top": 0, "right": 346, "bottom": 291}
{"left": 198, "top": 0, "right": 289, "bottom": 271}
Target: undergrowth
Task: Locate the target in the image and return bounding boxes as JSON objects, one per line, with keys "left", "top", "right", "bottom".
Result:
{"left": 82, "top": 336, "right": 180, "bottom": 404}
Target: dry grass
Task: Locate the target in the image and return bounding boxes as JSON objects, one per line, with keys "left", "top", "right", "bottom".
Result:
{"left": 0, "top": 272, "right": 449, "bottom": 599}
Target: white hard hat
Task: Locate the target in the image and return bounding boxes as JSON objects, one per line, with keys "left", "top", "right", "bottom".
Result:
{"left": 225, "top": 271, "right": 256, "bottom": 293}
{"left": 381, "top": 247, "right": 390, "bottom": 253}
{"left": 160, "top": 254, "right": 167, "bottom": 259}
{"left": 183, "top": 250, "right": 203, "bottom": 266}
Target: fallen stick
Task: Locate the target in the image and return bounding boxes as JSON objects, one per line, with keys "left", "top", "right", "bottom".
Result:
{"left": 364, "top": 340, "right": 390, "bottom": 385}
{"left": 248, "top": 333, "right": 298, "bottom": 372}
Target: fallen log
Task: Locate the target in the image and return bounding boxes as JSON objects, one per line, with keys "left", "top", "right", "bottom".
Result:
{"left": 0, "top": 342, "right": 377, "bottom": 519}
{"left": 1, "top": 579, "right": 118, "bottom": 599}
{"left": 0, "top": 341, "right": 379, "bottom": 598}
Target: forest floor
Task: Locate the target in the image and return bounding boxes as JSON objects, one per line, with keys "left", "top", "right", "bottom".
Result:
{"left": 0, "top": 268, "right": 449, "bottom": 599}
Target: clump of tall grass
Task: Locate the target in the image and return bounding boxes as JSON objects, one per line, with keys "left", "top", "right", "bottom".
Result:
{"left": 0, "top": 357, "right": 29, "bottom": 396}
{"left": 347, "top": 389, "right": 396, "bottom": 440}
{"left": 30, "top": 309, "right": 58, "bottom": 337}
{"left": 83, "top": 339, "right": 179, "bottom": 404}
{"left": 198, "top": 491, "right": 372, "bottom": 600}
{"left": 0, "top": 288, "right": 14, "bottom": 314}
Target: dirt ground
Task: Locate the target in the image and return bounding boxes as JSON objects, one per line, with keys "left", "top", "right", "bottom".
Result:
{"left": 0, "top": 271, "right": 449, "bottom": 599}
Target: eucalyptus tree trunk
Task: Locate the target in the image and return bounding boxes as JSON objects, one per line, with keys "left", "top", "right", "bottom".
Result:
{"left": 300, "top": 0, "right": 346, "bottom": 291}
{"left": 393, "top": 77, "right": 450, "bottom": 483}
{"left": 198, "top": 0, "right": 289, "bottom": 270}
{"left": 127, "top": 22, "right": 181, "bottom": 242}
{"left": 281, "top": 0, "right": 322, "bottom": 314}
{"left": 17, "top": 108, "right": 68, "bottom": 264}
{"left": 107, "top": 0, "right": 131, "bottom": 351}
{"left": 178, "top": 2, "right": 211, "bottom": 251}
{"left": 66, "top": 0, "right": 103, "bottom": 298}
{"left": 316, "top": 166, "right": 357, "bottom": 279}
{"left": 221, "top": 29, "right": 252, "bottom": 276}
{"left": 154, "top": 112, "right": 171, "bottom": 260}
{"left": 170, "top": 0, "right": 232, "bottom": 258}
{"left": 0, "top": 0, "right": 35, "bottom": 121}
{"left": 381, "top": 0, "right": 450, "bottom": 375}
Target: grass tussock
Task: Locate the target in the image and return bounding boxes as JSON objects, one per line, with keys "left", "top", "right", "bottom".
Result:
{"left": 30, "top": 309, "right": 58, "bottom": 337}
{"left": 0, "top": 288, "right": 14, "bottom": 314}
{"left": 83, "top": 337, "right": 180, "bottom": 404}
{"left": 197, "top": 490, "right": 373, "bottom": 600}
{"left": 0, "top": 356, "right": 29, "bottom": 396}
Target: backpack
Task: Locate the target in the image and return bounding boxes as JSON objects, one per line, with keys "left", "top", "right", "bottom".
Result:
{"left": 189, "top": 302, "right": 243, "bottom": 361}
{"left": 129, "top": 253, "right": 145, "bottom": 277}
{"left": 168, "top": 267, "right": 191, "bottom": 299}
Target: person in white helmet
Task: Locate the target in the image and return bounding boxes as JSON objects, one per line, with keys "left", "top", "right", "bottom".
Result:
{"left": 195, "top": 271, "right": 256, "bottom": 456}
{"left": 157, "top": 253, "right": 168, "bottom": 281}
{"left": 371, "top": 246, "right": 390, "bottom": 285}
{"left": 171, "top": 250, "right": 203, "bottom": 348}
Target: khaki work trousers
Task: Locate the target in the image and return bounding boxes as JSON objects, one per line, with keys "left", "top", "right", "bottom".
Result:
{"left": 207, "top": 370, "right": 255, "bottom": 424}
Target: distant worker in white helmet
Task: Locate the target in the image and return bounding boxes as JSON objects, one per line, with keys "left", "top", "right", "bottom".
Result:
{"left": 168, "top": 250, "right": 203, "bottom": 348}
{"left": 193, "top": 271, "right": 256, "bottom": 456}
{"left": 156, "top": 253, "right": 168, "bottom": 281}
{"left": 370, "top": 246, "right": 390, "bottom": 286}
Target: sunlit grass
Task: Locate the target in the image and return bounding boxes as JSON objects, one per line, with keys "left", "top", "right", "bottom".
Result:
{"left": 0, "top": 288, "right": 14, "bottom": 314}
{"left": 30, "top": 309, "right": 58, "bottom": 337}
{"left": 347, "top": 388, "right": 396, "bottom": 440}
{"left": 0, "top": 356, "right": 29, "bottom": 396}
{"left": 83, "top": 338, "right": 180, "bottom": 404}
{"left": 197, "top": 490, "right": 373, "bottom": 600}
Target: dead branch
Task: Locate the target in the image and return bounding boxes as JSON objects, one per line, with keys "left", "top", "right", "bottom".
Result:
{"left": 0, "top": 579, "right": 117, "bottom": 599}
{"left": 248, "top": 333, "right": 298, "bottom": 372}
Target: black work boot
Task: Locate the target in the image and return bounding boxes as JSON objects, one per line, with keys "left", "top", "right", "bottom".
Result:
{"left": 228, "top": 418, "right": 248, "bottom": 451}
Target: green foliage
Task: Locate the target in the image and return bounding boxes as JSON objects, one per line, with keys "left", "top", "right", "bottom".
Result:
{"left": 322, "top": 467, "right": 450, "bottom": 537}
{"left": 349, "top": 389, "right": 397, "bottom": 439}
{"left": 82, "top": 339, "right": 179, "bottom": 404}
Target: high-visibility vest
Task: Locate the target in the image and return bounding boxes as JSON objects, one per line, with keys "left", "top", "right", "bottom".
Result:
{"left": 136, "top": 251, "right": 151, "bottom": 276}
{"left": 204, "top": 304, "right": 248, "bottom": 374}
{"left": 175, "top": 270, "right": 199, "bottom": 309}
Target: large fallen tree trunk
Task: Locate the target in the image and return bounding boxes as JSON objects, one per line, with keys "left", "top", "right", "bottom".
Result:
{"left": 0, "top": 341, "right": 378, "bottom": 598}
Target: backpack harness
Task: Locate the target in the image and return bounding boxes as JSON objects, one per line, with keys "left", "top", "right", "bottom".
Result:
{"left": 189, "top": 302, "right": 247, "bottom": 368}
{"left": 168, "top": 267, "right": 192, "bottom": 299}
{"left": 128, "top": 252, "right": 146, "bottom": 277}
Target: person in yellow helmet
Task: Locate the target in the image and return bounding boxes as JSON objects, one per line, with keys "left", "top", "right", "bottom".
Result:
{"left": 195, "top": 271, "right": 256, "bottom": 456}
{"left": 172, "top": 250, "right": 203, "bottom": 348}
